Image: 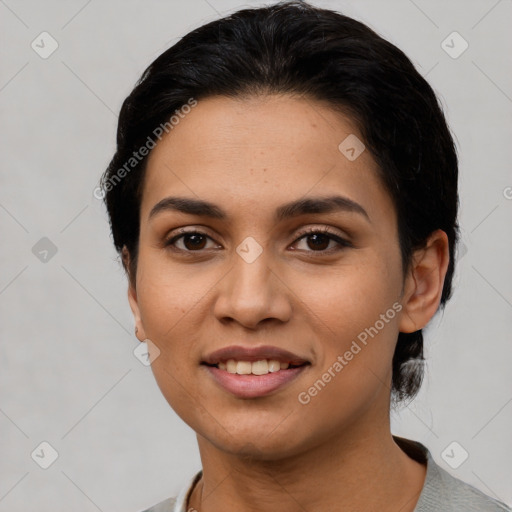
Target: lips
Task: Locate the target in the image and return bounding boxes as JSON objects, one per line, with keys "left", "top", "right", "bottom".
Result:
{"left": 201, "top": 345, "right": 310, "bottom": 366}
{"left": 201, "top": 345, "right": 310, "bottom": 398}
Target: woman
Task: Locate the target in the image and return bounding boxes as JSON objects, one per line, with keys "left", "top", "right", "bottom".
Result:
{"left": 100, "top": 2, "right": 511, "bottom": 511}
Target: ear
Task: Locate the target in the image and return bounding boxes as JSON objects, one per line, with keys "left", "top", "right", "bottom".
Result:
{"left": 399, "top": 229, "right": 450, "bottom": 333}
{"left": 122, "top": 246, "right": 146, "bottom": 340}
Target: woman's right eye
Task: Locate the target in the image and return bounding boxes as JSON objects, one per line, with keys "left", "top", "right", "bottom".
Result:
{"left": 165, "top": 230, "right": 220, "bottom": 252}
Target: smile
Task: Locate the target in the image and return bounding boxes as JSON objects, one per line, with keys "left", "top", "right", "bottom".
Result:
{"left": 209, "top": 359, "right": 303, "bottom": 375}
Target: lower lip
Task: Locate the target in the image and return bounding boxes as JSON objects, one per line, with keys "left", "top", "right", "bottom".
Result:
{"left": 203, "top": 365, "right": 308, "bottom": 399}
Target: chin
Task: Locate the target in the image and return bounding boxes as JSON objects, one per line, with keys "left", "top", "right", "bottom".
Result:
{"left": 194, "top": 419, "right": 311, "bottom": 462}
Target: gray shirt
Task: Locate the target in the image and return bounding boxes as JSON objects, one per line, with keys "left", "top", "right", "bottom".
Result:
{"left": 140, "top": 437, "right": 511, "bottom": 511}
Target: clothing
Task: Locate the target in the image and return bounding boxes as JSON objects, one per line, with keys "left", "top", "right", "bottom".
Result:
{"left": 140, "top": 436, "right": 511, "bottom": 511}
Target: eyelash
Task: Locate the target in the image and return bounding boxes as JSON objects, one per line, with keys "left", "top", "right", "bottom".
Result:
{"left": 164, "top": 226, "right": 352, "bottom": 256}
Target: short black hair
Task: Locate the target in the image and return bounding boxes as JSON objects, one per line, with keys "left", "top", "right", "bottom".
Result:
{"left": 101, "top": 0, "right": 459, "bottom": 403}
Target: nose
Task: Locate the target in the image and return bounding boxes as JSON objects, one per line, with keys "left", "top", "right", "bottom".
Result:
{"left": 213, "top": 246, "right": 292, "bottom": 330}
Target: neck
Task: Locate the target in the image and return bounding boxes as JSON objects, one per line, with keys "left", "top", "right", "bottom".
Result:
{"left": 188, "top": 417, "right": 426, "bottom": 512}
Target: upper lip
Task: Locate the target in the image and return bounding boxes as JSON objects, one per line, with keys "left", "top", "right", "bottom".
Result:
{"left": 202, "top": 345, "right": 310, "bottom": 366}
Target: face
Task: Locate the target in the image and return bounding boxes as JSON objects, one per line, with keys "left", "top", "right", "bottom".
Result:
{"left": 128, "top": 94, "right": 415, "bottom": 459}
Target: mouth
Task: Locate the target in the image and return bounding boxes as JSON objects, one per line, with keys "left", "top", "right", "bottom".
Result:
{"left": 202, "top": 359, "right": 307, "bottom": 375}
{"left": 201, "top": 344, "right": 310, "bottom": 373}
{"left": 201, "top": 345, "right": 311, "bottom": 398}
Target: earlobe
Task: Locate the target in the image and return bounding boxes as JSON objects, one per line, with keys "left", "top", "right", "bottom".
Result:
{"left": 127, "top": 284, "right": 146, "bottom": 341}
{"left": 122, "top": 245, "right": 147, "bottom": 341}
{"left": 398, "top": 229, "right": 450, "bottom": 334}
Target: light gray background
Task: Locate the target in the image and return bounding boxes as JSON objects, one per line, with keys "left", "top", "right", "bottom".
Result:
{"left": 1, "top": 0, "right": 511, "bottom": 510}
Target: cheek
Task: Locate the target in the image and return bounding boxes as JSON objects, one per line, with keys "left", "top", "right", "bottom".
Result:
{"left": 135, "top": 263, "right": 206, "bottom": 423}
{"left": 135, "top": 246, "right": 209, "bottom": 339}
{"left": 292, "top": 256, "right": 402, "bottom": 394}
{"left": 290, "top": 256, "right": 400, "bottom": 333}
{"left": 134, "top": 256, "right": 206, "bottom": 397}
{"left": 296, "top": 306, "right": 401, "bottom": 431}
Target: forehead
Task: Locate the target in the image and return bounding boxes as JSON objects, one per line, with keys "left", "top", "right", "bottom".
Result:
{"left": 140, "top": 94, "right": 392, "bottom": 224}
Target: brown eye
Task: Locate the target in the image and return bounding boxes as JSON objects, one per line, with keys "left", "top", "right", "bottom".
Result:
{"left": 292, "top": 227, "right": 352, "bottom": 254}
{"left": 181, "top": 233, "right": 207, "bottom": 250}
{"left": 165, "top": 230, "right": 219, "bottom": 252}
{"left": 304, "top": 233, "right": 331, "bottom": 251}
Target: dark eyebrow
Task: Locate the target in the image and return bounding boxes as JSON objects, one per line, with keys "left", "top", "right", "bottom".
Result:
{"left": 148, "top": 195, "right": 370, "bottom": 223}
{"left": 275, "top": 195, "right": 370, "bottom": 223}
{"left": 149, "top": 197, "right": 226, "bottom": 220}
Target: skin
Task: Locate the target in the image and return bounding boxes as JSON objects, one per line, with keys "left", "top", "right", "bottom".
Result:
{"left": 125, "top": 94, "right": 450, "bottom": 512}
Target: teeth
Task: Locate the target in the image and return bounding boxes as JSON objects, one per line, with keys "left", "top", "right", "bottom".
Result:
{"left": 222, "top": 359, "right": 293, "bottom": 375}
{"left": 268, "top": 360, "right": 281, "bottom": 372}
{"left": 236, "top": 361, "right": 252, "bottom": 375}
{"left": 251, "top": 360, "right": 268, "bottom": 375}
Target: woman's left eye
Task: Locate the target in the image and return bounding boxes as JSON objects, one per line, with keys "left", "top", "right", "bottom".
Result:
{"left": 292, "top": 228, "right": 351, "bottom": 253}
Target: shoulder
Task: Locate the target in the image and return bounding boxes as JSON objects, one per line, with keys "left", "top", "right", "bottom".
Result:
{"left": 422, "top": 461, "right": 511, "bottom": 512}
{"left": 138, "top": 470, "right": 202, "bottom": 512}
{"left": 138, "top": 496, "right": 176, "bottom": 512}
{"left": 393, "top": 436, "right": 512, "bottom": 512}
